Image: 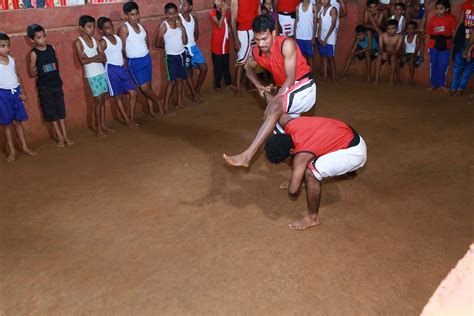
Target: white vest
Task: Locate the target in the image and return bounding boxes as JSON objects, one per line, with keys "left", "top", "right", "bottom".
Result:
{"left": 404, "top": 34, "right": 419, "bottom": 54}
{"left": 318, "top": 5, "right": 338, "bottom": 45}
{"left": 162, "top": 21, "right": 185, "bottom": 55}
{"left": 103, "top": 35, "right": 124, "bottom": 66}
{"left": 78, "top": 37, "right": 106, "bottom": 78}
{"left": 296, "top": 3, "right": 314, "bottom": 41}
{"left": 391, "top": 15, "right": 405, "bottom": 34}
{"left": 0, "top": 56, "right": 19, "bottom": 90}
{"left": 125, "top": 22, "right": 149, "bottom": 59}
{"left": 179, "top": 13, "right": 196, "bottom": 48}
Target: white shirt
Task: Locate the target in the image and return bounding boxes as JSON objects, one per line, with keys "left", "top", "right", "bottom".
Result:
{"left": 78, "top": 37, "right": 106, "bottom": 78}
{"left": 162, "top": 21, "right": 185, "bottom": 55}
{"left": 296, "top": 3, "right": 314, "bottom": 40}
{"left": 0, "top": 56, "right": 20, "bottom": 90}
{"left": 179, "top": 13, "right": 196, "bottom": 48}
{"left": 103, "top": 35, "right": 124, "bottom": 66}
{"left": 125, "top": 22, "right": 149, "bottom": 59}
{"left": 318, "top": 5, "right": 338, "bottom": 45}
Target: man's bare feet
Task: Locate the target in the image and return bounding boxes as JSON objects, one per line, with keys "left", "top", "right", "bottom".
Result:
{"left": 130, "top": 120, "right": 140, "bottom": 127}
{"left": 22, "top": 147, "right": 38, "bottom": 157}
{"left": 5, "top": 151, "right": 16, "bottom": 163}
{"left": 103, "top": 126, "right": 115, "bottom": 133}
{"left": 65, "top": 138, "right": 74, "bottom": 145}
{"left": 176, "top": 103, "right": 190, "bottom": 110}
{"left": 222, "top": 153, "right": 251, "bottom": 167}
{"left": 196, "top": 93, "right": 205, "bottom": 102}
{"left": 214, "top": 88, "right": 222, "bottom": 94}
{"left": 56, "top": 140, "right": 65, "bottom": 148}
{"left": 440, "top": 86, "right": 449, "bottom": 93}
{"left": 289, "top": 214, "right": 321, "bottom": 230}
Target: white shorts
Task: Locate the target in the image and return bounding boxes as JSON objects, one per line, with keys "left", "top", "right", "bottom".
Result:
{"left": 278, "top": 13, "right": 296, "bottom": 37}
{"left": 309, "top": 136, "right": 367, "bottom": 181}
{"left": 237, "top": 30, "right": 254, "bottom": 65}
{"left": 275, "top": 78, "right": 317, "bottom": 133}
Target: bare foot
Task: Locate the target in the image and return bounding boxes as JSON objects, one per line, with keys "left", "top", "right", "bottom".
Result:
{"left": 197, "top": 93, "right": 205, "bottom": 102}
{"left": 448, "top": 90, "right": 458, "bottom": 98}
{"left": 22, "top": 147, "right": 38, "bottom": 156}
{"left": 103, "top": 126, "right": 115, "bottom": 133}
{"left": 214, "top": 88, "right": 222, "bottom": 94}
{"left": 56, "top": 140, "right": 65, "bottom": 148}
{"left": 426, "top": 86, "right": 437, "bottom": 92}
{"left": 440, "top": 86, "right": 449, "bottom": 93}
{"left": 130, "top": 120, "right": 140, "bottom": 127}
{"left": 280, "top": 181, "right": 305, "bottom": 190}
{"left": 125, "top": 121, "right": 136, "bottom": 129}
{"left": 222, "top": 153, "right": 251, "bottom": 167}
{"left": 65, "top": 138, "right": 74, "bottom": 145}
{"left": 289, "top": 214, "right": 321, "bottom": 231}
{"left": 192, "top": 96, "right": 204, "bottom": 103}
{"left": 176, "top": 103, "right": 190, "bottom": 110}
{"left": 234, "top": 89, "right": 242, "bottom": 98}
{"left": 5, "top": 151, "right": 16, "bottom": 163}
{"left": 96, "top": 130, "right": 106, "bottom": 138}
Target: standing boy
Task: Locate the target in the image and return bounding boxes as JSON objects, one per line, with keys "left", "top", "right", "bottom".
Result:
{"left": 317, "top": 0, "right": 338, "bottom": 81}
{"left": 295, "top": 0, "right": 317, "bottom": 68}
{"left": 0, "top": 33, "right": 37, "bottom": 162}
{"left": 27, "top": 24, "right": 74, "bottom": 147}
{"left": 74, "top": 15, "right": 113, "bottom": 138}
{"left": 119, "top": 1, "right": 164, "bottom": 117}
{"left": 155, "top": 2, "right": 188, "bottom": 113}
{"left": 179, "top": 0, "right": 208, "bottom": 102}
{"left": 391, "top": 2, "right": 407, "bottom": 34}
{"left": 231, "top": 0, "right": 260, "bottom": 97}
{"left": 375, "top": 19, "right": 403, "bottom": 84}
{"left": 275, "top": 0, "right": 300, "bottom": 36}
{"left": 364, "top": 0, "right": 384, "bottom": 36}
{"left": 401, "top": 21, "right": 422, "bottom": 85}
{"left": 97, "top": 17, "right": 139, "bottom": 128}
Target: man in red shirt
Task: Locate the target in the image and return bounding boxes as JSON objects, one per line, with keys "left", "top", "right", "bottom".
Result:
{"left": 223, "top": 15, "right": 317, "bottom": 168}
{"left": 231, "top": 0, "right": 260, "bottom": 97}
{"left": 275, "top": 0, "right": 300, "bottom": 36}
{"left": 264, "top": 115, "right": 367, "bottom": 230}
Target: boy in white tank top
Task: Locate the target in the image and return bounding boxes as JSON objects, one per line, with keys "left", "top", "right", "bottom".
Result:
{"left": 74, "top": 15, "right": 113, "bottom": 138}
{"left": 295, "top": 0, "right": 317, "bottom": 68}
{"left": 0, "top": 33, "right": 38, "bottom": 162}
{"left": 155, "top": 3, "right": 189, "bottom": 114}
{"left": 119, "top": 2, "right": 165, "bottom": 118}
{"left": 317, "top": 0, "right": 338, "bottom": 81}
{"left": 179, "top": 0, "right": 208, "bottom": 102}
{"left": 400, "top": 21, "right": 422, "bottom": 85}
{"left": 391, "top": 2, "right": 407, "bottom": 34}
{"left": 98, "top": 17, "right": 139, "bottom": 129}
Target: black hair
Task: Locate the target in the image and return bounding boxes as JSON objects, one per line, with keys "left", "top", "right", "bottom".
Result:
{"left": 261, "top": 4, "right": 269, "bottom": 14}
{"left": 366, "top": 0, "right": 378, "bottom": 6}
{"left": 97, "top": 16, "right": 112, "bottom": 30}
{"left": 0, "top": 32, "right": 10, "bottom": 42}
{"left": 264, "top": 134, "right": 294, "bottom": 164}
{"left": 386, "top": 19, "right": 399, "bottom": 28}
{"left": 435, "top": 0, "right": 450, "bottom": 11}
{"left": 184, "top": 0, "right": 193, "bottom": 5}
{"left": 79, "top": 15, "right": 95, "bottom": 27}
{"left": 26, "top": 24, "right": 45, "bottom": 39}
{"left": 394, "top": 2, "right": 406, "bottom": 10}
{"left": 164, "top": 2, "right": 178, "bottom": 13}
{"left": 252, "top": 14, "right": 275, "bottom": 33}
{"left": 355, "top": 24, "right": 367, "bottom": 33}
{"left": 407, "top": 20, "right": 418, "bottom": 28}
{"left": 123, "top": 1, "right": 139, "bottom": 14}
{"left": 213, "top": 3, "right": 222, "bottom": 19}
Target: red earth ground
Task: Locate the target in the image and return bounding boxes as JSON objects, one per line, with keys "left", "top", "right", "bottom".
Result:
{"left": 1, "top": 79, "right": 473, "bottom": 314}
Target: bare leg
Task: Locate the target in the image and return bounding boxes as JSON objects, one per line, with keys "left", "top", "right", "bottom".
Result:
{"left": 51, "top": 120, "right": 65, "bottom": 147}
{"left": 375, "top": 55, "right": 382, "bottom": 84}
{"left": 164, "top": 81, "right": 177, "bottom": 116}
{"left": 176, "top": 79, "right": 188, "bottom": 109}
{"left": 235, "top": 65, "right": 244, "bottom": 97}
{"left": 408, "top": 58, "right": 416, "bottom": 86}
{"left": 4, "top": 124, "right": 17, "bottom": 162}
{"left": 322, "top": 57, "right": 328, "bottom": 80}
{"left": 223, "top": 94, "right": 284, "bottom": 167}
{"left": 114, "top": 95, "right": 134, "bottom": 128}
{"left": 289, "top": 168, "right": 322, "bottom": 230}
{"left": 100, "top": 95, "right": 114, "bottom": 133}
{"left": 364, "top": 51, "right": 372, "bottom": 81}
{"left": 58, "top": 119, "right": 74, "bottom": 145}
{"left": 138, "top": 82, "right": 162, "bottom": 117}
{"left": 195, "top": 63, "right": 208, "bottom": 101}
{"left": 13, "top": 121, "right": 38, "bottom": 156}
{"left": 185, "top": 68, "right": 200, "bottom": 102}
{"left": 341, "top": 55, "right": 356, "bottom": 79}
{"left": 329, "top": 57, "right": 337, "bottom": 82}
{"left": 93, "top": 96, "right": 105, "bottom": 137}
{"left": 389, "top": 54, "right": 398, "bottom": 85}
{"left": 128, "top": 90, "right": 139, "bottom": 126}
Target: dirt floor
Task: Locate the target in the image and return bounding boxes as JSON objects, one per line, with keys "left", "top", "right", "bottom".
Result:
{"left": 1, "top": 79, "right": 473, "bottom": 315}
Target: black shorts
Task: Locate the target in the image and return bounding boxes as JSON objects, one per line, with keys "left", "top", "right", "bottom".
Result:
{"left": 38, "top": 85, "right": 66, "bottom": 122}
{"left": 356, "top": 49, "right": 379, "bottom": 60}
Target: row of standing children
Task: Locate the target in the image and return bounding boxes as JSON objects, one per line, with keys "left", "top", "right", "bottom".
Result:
{"left": 0, "top": 0, "right": 210, "bottom": 162}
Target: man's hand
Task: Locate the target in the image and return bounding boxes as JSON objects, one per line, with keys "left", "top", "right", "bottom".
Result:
{"left": 257, "top": 84, "right": 274, "bottom": 98}
{"left": 234, "top": 38, "right": 241, "bottom": 52}
{"left": 311, "top": 37, "right": 316, "bottom": 46}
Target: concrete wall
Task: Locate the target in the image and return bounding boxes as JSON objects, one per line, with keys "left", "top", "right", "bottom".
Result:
{"left": 0, "top": 0, "right": 466, "bottom": 143}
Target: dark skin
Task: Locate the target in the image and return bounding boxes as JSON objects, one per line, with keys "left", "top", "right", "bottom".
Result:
{"left": 119, "top": 8, "right": 164, "bottom": 118}
{"left": 28, "top": 30, "right": 74, "bottom": 147}
{"left": 276, "top": 114, "right": 322, "bottom": 231}
{"left": 155, "top": 7, "right": 188, "bottom": 113}
{"left": 98, "top": 20, "right": 139, "bottom": 128}
{"left": 401, "top": 24, "right": 421, "bottom": 86}
{"left": 74, "top": 22, "right": 114, "bottom": 138}
{"left": 341, "top": 30, "right": 376, "bottom": 82}
{"left": 180, "top": 0, "right": 208, "bottom": 102}
{"left": 317, "top": 0, "right": 338, "bottom": 81}
{"left": 375, "top": 24, "right": 403, "bottom": 85}
{"left": 364, "top": 3, "right": 384, "bottom": 34}
{"left": 223, "top": 29, "right": 298, "bottom": 168}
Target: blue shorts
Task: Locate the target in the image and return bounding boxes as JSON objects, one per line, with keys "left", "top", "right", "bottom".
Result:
{"left": 0, "top": 87, "right": 28, "bottom": 125}
{"left": 296, "top": 39, "right": 314, "bottom": 57}
{"left": 105, "top": 64, "right": 136, "bottom": 97}
{"left": 127, "top": 53, "right": 152, "bottom": 86}
{"left": 189, "top": 45, "right": 206, "bottom": 68}
{"left": 317, "top": 42, "right": 335, "bottom": 57}
{"left": 166, "top": 52, "right": 187, "bottom": 81}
